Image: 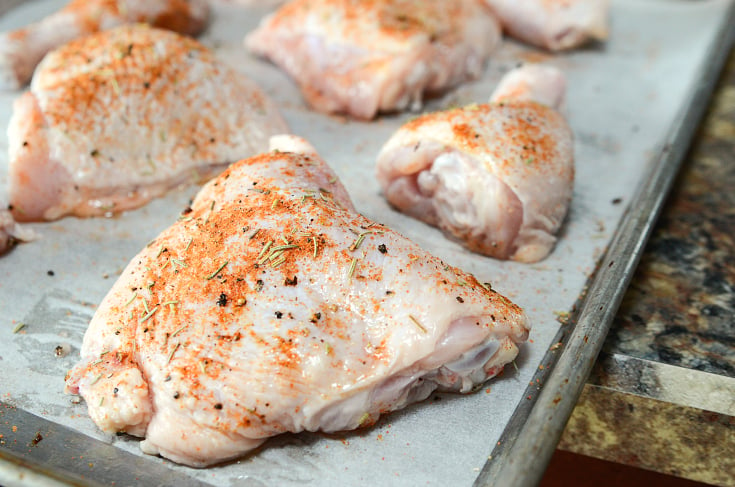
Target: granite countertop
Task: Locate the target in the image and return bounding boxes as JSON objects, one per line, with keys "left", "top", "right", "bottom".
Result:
{"left": 557, "top": 51, "right": 735, "bottom": 486}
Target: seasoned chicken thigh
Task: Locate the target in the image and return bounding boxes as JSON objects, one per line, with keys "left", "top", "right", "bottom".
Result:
{"left": 483, "top": 0, "right": 609, "bottom": 51}
{"left": 0, "top": 0, "right": 210, "bottom": 90}
{"left": 8, "top": 24, "right": 288, "bottom": 221}
{"left": 246, "top": 0, "right": 501, "bottom": 119}
{"left": 65, "top": 135, "right": 529, "bottom": 467}
{"left": 376, "top": 64, "right": 574, "bottom": 262}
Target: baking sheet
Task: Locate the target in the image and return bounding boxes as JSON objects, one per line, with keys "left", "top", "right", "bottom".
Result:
{"left": 0, "top": 1, "right": 732, "bottom": 485}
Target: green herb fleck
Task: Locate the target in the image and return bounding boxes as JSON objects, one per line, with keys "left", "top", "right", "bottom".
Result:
{"left": 139, "top": 306, "right": 159, "bottom": 323}
{"left": 206, "top": 260, "right": 229, "bottom": 280}
{"left": 347, "top": 258, "right": 357, "bottom": 279}
{"left": 166, "top": 343, "right": 180, "bottom": 364}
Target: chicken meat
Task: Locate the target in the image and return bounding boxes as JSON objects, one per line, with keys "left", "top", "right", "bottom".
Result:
{"left": 376, "top": 64, "right": 574, "bottom": 263}
{"left": 0, "top": 0, "right": 210, "bottom": 90}
{"left": 490, "top": 63, "right": 567, "bottom": 110}
{"left": 482, "top": 0, "right": 609, "bottom": 51}
{"left": 65, "top": 135, "right": 530, "bottom": 467}
{"left": 7, "top": 24, "right": 288, "bottom": 222}
{"left": 245, "top": 0, "right": 501, "bottom": 119}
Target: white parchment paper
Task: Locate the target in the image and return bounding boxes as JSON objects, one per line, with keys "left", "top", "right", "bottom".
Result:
{"left": 0, "top": 0, "right": 731, "bottom": 485}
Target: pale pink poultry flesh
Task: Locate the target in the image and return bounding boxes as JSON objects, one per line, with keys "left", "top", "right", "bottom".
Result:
{"left": 7, "top": 24, "right": 288, "bottom": 222}
{"left": 245, "top": 0, "right": 501, "bottom": 119}
{"left": 0, "top": 0, "right": 210, "bottom": 90}
{"left": 65, "top": 135, "right": 530, "bottom": 467}
{"left": 482, "top": 0, "right": 609, "bottom": 51}
{"left": 376, "top": 64, "right": 574, "bottom": 262}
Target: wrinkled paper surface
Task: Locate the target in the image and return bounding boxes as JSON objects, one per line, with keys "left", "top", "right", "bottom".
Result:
{"left": 0, "top": 0, "right": 731, "bottom": 485}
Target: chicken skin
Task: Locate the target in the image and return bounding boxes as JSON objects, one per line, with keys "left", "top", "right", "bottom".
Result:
{"left": 0, "top": 0, "right": 210, "bottom": 90}
{"left": 246, "top": 0, "right": 501, "bottom": 119}
{"left": 490, "top": 63, "right": 568, "bottom": 110}
{"left": 7, "top": 24, "right": 288, "bottom": 222}
{"left": 376, "top": 64, "right": 574, "bottom": 262}
{"left": 65, "top": 135, "right": 529, "bottom": 467}
{"left": 483, "top": 0, "right": 609, "bottom": 51}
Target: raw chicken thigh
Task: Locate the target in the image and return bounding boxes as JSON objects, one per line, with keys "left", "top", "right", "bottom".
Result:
{"left": 376, "top": 64, "right": 574, "bottom": 263}
{"left": 7, "top": 24, "right": 288, "bottom": 221}
{"left": 65, "top": 135, "right": 529, "bottom": 467}
{"left": 0, "top": 0, "right": 210, "bottom": 90}
{"left": 245, "top": 0, "right": 501, "bottom": 119}
{"left": 483, "top": 0, "right": 609, "bottom": 51}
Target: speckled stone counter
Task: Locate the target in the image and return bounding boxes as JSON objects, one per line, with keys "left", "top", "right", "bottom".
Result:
{"left": 557, "top": 51, "right": 735, "bottom": 486}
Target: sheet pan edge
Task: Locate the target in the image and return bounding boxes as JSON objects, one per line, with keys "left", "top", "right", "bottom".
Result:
{"left": 475, "top": 9, "right": 735, "bottom": 487}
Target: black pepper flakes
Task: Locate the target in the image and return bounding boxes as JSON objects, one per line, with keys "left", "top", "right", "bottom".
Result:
{"left": 456, "top": 296, "right": 464, "bottom": 303}
{"left": 285, "top": 276, "right": 298, "bottom": 286}
{"left": 214, "top": 403, "right": 223, "bottom": 410}
{"left": 217, "top": 293, "right": 228, "bottom": 306}
{"left": 173, "top": 392, "right": 180, "bottom": 399}
{"left": 275, "top": 311, "right": 283, "bottom": 319}
{"left": 378, "top": 244, "right": 387, "bottom": 254}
